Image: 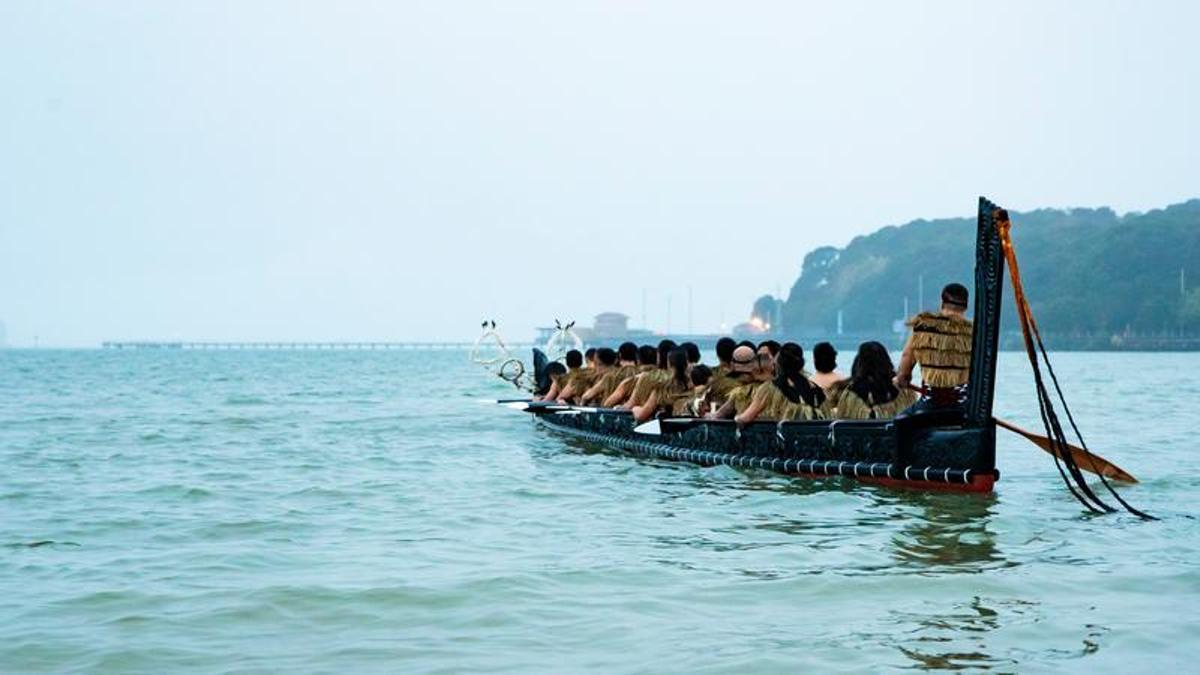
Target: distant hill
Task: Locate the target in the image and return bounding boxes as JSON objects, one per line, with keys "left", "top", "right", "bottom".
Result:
{"left": 763, "top": 199, "right": 1200, "bottom": 340}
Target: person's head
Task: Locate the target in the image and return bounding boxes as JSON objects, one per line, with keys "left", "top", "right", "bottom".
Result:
{"left": 682, "top": 341, "right": 701, "bottom": 365}
{"left": 668, "top": 348, "right": 690, "bottom": 387}
{"left": 690, "top": 364, "right": 713, "bottom": 387}
{"left": 737, "top": 340, "right": 756, "bottom": 351}
{"left": 657, "top": 339, "right": 678, "bottom": 369}
{"left": 584, "top": 347, "right": 597, "bottom": 366}
{"left": 941, "top": 283, "right": 969, "bottom": 315}
{"left": 596, "top": 347, "right": 618, "bottom": 368}
{"left": 618, "top": 342, "right": 638, "bottom": 364}
{"left": 851, "top": 341, "right": 899, "bottom": 402}
{"left": 775, "top": 342, "right": 823, "bottom": 406}
{"left": 715, "top": 337, "right": 736, "bottom": 365}
{"left": 638, "top": 345, "right": 658, "bottom": 366}
{"left": 779, "top": 342, "right": 805, "bottom": 372}
{"left": 851, "top": 341, "right": 896, "bottom": 382}
{"left": 730, "top": 345, "right": 757, "bottom": 374}
{"left": 775, "top": 345, "right": 805, "bottom": 382}
{"left": 813, "top": 342, "right": 837, "bottom": 374}
{"left": 565, "top": 349, "right": 583, "bottom": 369}
{"left": 759, "top": 340, "right": 780, "bottom": 358}
{"left": 545, "top": 362, "right": 567, "bottom": 383}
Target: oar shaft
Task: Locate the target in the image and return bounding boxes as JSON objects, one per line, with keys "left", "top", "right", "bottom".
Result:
{"left": 993, "top": 417, "right": 1138, "bottom": 483}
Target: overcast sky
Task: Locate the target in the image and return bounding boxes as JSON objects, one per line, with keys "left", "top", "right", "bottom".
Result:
{"left": 2, "top": 1, "right": 1197, "bottom": 346}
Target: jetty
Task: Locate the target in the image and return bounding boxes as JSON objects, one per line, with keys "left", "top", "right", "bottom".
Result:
{"left": 100, "top": 341, "right": 521, "bottom": 351}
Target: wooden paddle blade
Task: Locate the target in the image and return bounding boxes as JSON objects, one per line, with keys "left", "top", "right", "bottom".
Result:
{"left": 633, "top": 419, "right": 662, "bottom": 435}
{"left": 994, "top": 417, "right": 1138, "bottom": 483}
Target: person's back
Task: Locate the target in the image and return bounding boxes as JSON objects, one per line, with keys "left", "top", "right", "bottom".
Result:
{"left": 704, "top": 345, "right": 756, "bottom": 410}
{"left": 736, "top": 343, "right": 826, "bottom": 424}
{"left": 675, "top": 364, "right": 713, "bottom": 416}
{"left": 837, "top": 341, "right": 917, "bottom": 420}
{"left": 632, "top": 348, "right": 692, "bottom": 422}
{"left": 809, "top": 341, "right": 846, "bottom": 392}
{"left": 714, "top": 337, "right": 736, "bottom": 376}
{"left": 555, "top": 349, "right": 597, "bottom": 403}
{"left": 894, "top": 283, "right": 973, "bottom": 413}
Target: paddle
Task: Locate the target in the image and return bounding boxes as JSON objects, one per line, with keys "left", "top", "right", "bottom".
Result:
{"left": 634, "top": 417, "right": 723, "bottom": 435}
{"left": 992, "top": 417, "right": 1138, "bottom": 483}
{"left": 900, "top": 383, "right": 1137, "bottom": 483}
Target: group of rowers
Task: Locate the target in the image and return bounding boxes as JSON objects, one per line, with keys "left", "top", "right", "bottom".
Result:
{"left": 534, "top": 283, "right": 974, "bottom": 425}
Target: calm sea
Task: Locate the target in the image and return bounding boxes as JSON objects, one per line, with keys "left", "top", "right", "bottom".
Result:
{"left": 1, "top": 350, "right": 1197, "bottom": 673}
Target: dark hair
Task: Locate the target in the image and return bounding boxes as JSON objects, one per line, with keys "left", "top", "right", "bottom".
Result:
{"left": 737, "top": 340, "right": 756, "bottom": 351}
{"left": 668, "top": 348, "right": 690, "bottom": 389}
{"left": 657, "top": 339, "right": 677, "bottom": 368}
{"left": 565, "top": 350, "right": 583, "bottom": 368}
{"left": 715, "top": 337, "right": 736, "bottom": 363}
{"left": 537, "top": 362, "right": 568, "bottom": 395}
{"left": 682, "top": 341, "right": 701, "bottom": 364}
{"left": 813, "top": 342, "right": 837, "bottom": 374}
{"left": 942, "top": 283, "right": 969, "bottom": 308}
{"left": 781, "top": 342, "right": 805, "bottom": 370}
{"left": 690, "top": 364, "right": 713, "bottom": 387}
{"left": 618, "top": 342, "right": 638, "bottom": 362}
{"left": 596, "top": 347, "right": 618, "bottom": 366}
{"left": 759, "top": 340, "right": 781, "bottom": 357}
{"left": 850, "top": 341, "right": 900, "bottom": 405}
{"left": 638, "top": 345, "right": 658, "bottom": 365}
{"left": 774, "top": 346, "right": 824, "bottom": 407}
{"left": 584, "top": 347, "right": 596, "bottom": 361}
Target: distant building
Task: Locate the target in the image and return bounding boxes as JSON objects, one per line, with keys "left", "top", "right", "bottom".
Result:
{"left": 535, "top": 312, "right": 654, "bottom": 346}
{"left": 591, "top": 312, "right": 629, "bottom": 340}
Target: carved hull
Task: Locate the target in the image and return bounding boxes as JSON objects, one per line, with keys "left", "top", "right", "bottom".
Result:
{"left": 529, "top": 407, "right": 997, "bottom": 493}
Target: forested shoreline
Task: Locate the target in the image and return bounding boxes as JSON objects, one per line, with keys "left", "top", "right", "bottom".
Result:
{"left": 754, "top": 199, "right": 1200, "bottom": 347}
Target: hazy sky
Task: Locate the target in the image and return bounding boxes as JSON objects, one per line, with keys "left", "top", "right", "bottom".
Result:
{"left": 2, "top": 2, "right": 1197, "bottom": 346}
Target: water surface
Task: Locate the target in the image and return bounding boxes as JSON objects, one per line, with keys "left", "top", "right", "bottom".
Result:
{"left": 1, "top": 350, "right": 1197, "bottom": 672}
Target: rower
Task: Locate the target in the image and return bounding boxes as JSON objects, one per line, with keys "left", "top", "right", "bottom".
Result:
{"left": 835, "top": 341, "right": 917, "bottom": 419}
{"left": 757, "top": 340, "right": 781, "bottom": 366}
{"left": 705, "top": 345, "right": 762, "bottom": 419}
{"left": 622, "top": 340, "right": 677, "bottom": 411}
{"left": 714, "top": 337, "right": 736, "bottom": 375}
{"left": 734, "top": 342, "right": 826, "bottom": 425}
{"left": 535, "top": 362, "right": 568, "bottom": 400}
{"left": 581, "top": 342, "right": 637, "bottom": 405}
{"left": 632, "top": 348, "right": 693, "bottom": 422}
{"left": 603, "top": 343, "right": 663, "bottom": 408}
{"left": 541, "top": 349, "right": 583, "bottom": 402}
{"left": 894, "top": 282, "right": 973, "bottom": 414}
{"left": 681, "top": 341, "right": 702, "bottom": 367}
{"left": 556, "top": 349, "right": 600, "bottom": 404}
{"left": 679, "top": 364, "right": 713, "bottom": 416}
{"left": 809, "top": 342, "right": 846, "bottom": 393}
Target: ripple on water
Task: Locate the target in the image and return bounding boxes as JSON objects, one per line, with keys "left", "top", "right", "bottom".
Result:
{"left": 0, "top": 350, "right": 1197, "bottom": 672}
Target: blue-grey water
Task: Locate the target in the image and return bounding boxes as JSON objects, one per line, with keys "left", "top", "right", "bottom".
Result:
{"left": 1, "top": 350, "right": 1197, "bottom": 673}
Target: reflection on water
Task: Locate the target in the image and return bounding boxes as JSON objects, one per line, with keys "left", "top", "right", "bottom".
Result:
{"left": 888, "top": 492, "right": 1008, "bottom": 574}
{"left": 893, "top": 596, "right": 1023, "bottom": 670}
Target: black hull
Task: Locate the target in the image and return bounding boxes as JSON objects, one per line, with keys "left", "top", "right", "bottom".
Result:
{"left": 531, "top": 407, "right": 997, "bottom": 493}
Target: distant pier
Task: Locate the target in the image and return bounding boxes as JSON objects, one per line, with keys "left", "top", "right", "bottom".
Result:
{"left": 100, "top": 341, "right": 528, "bottom": 351}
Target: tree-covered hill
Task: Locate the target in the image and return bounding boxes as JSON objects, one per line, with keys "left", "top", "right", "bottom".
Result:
{"left": 770, "top": 199, "right": 1200, "bottom": 339}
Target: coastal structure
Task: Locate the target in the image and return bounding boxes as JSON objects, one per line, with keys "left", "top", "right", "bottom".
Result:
{"left": 101, "top": 341, "right": 509, "bottom": 350}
